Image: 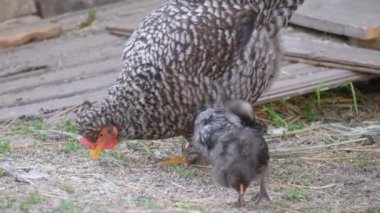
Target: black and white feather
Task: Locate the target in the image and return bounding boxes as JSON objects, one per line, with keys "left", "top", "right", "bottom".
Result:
{"left": 76, "top": 0, "right": 304, "bottom": 142}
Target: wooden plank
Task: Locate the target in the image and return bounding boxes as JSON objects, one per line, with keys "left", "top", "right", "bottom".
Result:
{"left": 0, "top": 33, "right": 122, "bottom": 79}
{"left": 0, "top": 16, "right": 62, "bottom": 50}
{"left": 349, "top": 37, "right": 380, "bottom": 51}
{"left": 0, "top": 0, "right": 37, "bottom": 22}
{"left": 47, "top": 0, "right": 164, "bottom": 31}
{"left": 0, "top": 90, "right": 106, "bottom": 121}
{"left": 105, "top": 21, "right": 380, "bottom": 76}
{"left": 283, "top": 36, "right": 380, "bottom": 75}
{"left": 0, "top": 61, "right": 373, "bottom": 121}
{"left": 35, "top": 0, "right": 123, "bottom": 18}
{"left": 0, "top": 57, "right": 120, "bottom": 95}
{"left": 257, "top": 69, "right": 372, "bottom": 104}
{"left": 291, "top": 0, "right": 380, "bottom": 40}
{"left": 0, "top": 71, "right": 117, "bottom": 108}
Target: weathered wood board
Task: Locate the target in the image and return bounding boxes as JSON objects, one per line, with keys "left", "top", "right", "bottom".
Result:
{"left": 283, "top": 36, "right": 380, "bottom": 75}
{"left": 0, "top": 0, "right": 37, "bottom": 22}
{"left": 0, "top": 0, "right": 376, "bottom": 122}
{"left": 349, "top": 37, "right": 380, "bottom": 51}
{"left": 291, "top": 0, "right": 380, "bottom": 40}
{"left": 0, "top": 33, "right": 123, "bottom": 79}
{"left": 35, "top": 0, "right": 123, "bottom": 17}
{"left": 106, "top": 23, "right": 380, "bottom": 76}
{"left": 0, "top": 16, "right": 62, "bottom": 50}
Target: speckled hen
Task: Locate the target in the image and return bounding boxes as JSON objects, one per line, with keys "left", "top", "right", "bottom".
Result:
{"left": 75, "top": 0, "right": 304, "bottom": 158}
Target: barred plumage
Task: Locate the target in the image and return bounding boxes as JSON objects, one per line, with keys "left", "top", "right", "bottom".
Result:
{"left": 76, "top": 0, "right": 304, "bottom": 142}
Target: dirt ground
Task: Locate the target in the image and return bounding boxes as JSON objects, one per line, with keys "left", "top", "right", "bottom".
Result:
{"left": 1, "top": 92, "right": 380, "bottom": 213}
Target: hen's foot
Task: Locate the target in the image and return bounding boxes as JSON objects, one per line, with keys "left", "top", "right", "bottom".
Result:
{"left": 156, "top": 155, "right": 188, "bottom": 168}
{"left": 182, "top": 142, "right": 206, "bottom": 165}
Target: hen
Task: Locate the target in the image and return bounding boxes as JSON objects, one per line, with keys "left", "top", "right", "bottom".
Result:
{"left": 192, "top": 100, "right": 270, "bottom": 206}
{"left": 75, "top": 0, "right": 304, "bottom": 158}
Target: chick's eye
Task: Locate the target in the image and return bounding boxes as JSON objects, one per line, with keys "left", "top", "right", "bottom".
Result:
{"left": 99, "top": 133, "right": 104, "bottom": 137}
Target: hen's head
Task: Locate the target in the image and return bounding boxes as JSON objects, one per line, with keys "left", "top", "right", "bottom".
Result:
{"left": 75, "top": 102, "right": 119, "bottom": 159}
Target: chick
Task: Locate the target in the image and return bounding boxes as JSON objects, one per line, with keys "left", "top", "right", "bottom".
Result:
{"left": 192, "top": 100, "right": 270, "bottom": 206}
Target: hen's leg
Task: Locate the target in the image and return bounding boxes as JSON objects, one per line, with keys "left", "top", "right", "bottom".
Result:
{"left": 182, "top": 140, "right": 204, "bottom": 164}
{"left": 156, "top": 155, "right": 188, "bottom": 167}
{"left": 156, "top": 137, "right": 202, "bottom": 167}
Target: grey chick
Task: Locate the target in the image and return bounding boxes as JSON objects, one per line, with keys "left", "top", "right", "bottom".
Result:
{"left": 192, "top": 100, "right": 270, "bottom": 206}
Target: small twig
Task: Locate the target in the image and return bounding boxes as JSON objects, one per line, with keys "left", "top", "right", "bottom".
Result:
{"left": 162, "top": 179, "right": 186, "bottom": 190}
{"left": 14, "top": 141, "right": 68, "bottom": 149}
{"left": 271, "top": 138, "right": 368, "bottom": 153}
{"left": 299, "top": 156, "right": 351, "bottom": 161}
{"left": 31, "top": 129, "right": 80, "bottom": 140}
{"left": 38, "top": 191, "right": 67, "bottom": 199}
{"left": 291, "top": 183, "right": 336, "bottom": 190}
{"left": 84, "top": 173, "right": 118, "bottom": 189}
{"left": 2, "top": 117, "right": 17, "bottom": 128}
{"left": 0, "top": 165, "right": 33, "bottom": 184}
{"left": 137, "top": 141, "right": 154, "bottom": 156}
{"left": 265, "top": 204, "right": 302, "bottom": 213}
{"left": 191, "top": 164, "right": 211, "bottom": 169}
{"left": 337, "top": 148, "right": 380, "bottom": 153}
{"left": 189, "top": 197, "right": 217, "bottom": 204}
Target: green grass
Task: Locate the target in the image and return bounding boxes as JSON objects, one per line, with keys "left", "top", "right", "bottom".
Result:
{"left": 312, "top": 207, "right": 333, "bottom": 213}
{"left": 54, "top": 199, "right": 75, "bottom": 213}
{"left": 266, "top": 104, "right": 286, "bottom": 127}
{"left": 354, "top": 154, "right": 375, "bottom": 169}
{"left": 366, "top": 207, "right": 380, "bottom": 213}
{"left": 269, "top": 200, "right": 290, "bottom": 208}
{"left": 200, "top": 176, "right": 213, "bottom": 186}
{"left": 125, "top": 140, "right": 153, "bottom": 156}
{"left": 57, "top": 181, "right": 75, "bottom": 194}
{"left": 61, "top": 140, "right": 81, "bottom": 153}
{"left": 174, "top": 166, "right": 199, "bottom": 179}
{"left": 275, "top": 160, "right": 313, "bottom": 186}
{"left": 109, "top": 151, "right": 126, "bottom": 161}
{"left": 78, "top": 8, "right": 96, "bottom": 29}
{"left": 0, "top": 138, "right": 12, "bottom": 154}
{"left": 134, "top": 196, "right": 162, "bottom": 209}
{"left": 279, "top": 188, "right": 310, "bottom": 202}
{"left": 15, "top": 118, "right": 48, "bottom": 141}
{"left": 19, "top": 193, "right": 45, "bottom": 212}
{"left": 348, "top": 82, "right": 359, "bottom": 113}
{"left": 56, "top": 120, "right": 77, "bottom": 134}
{"left": 315, "top": 83, "right": 328, "bottom": 107}
{"left": 0, "top": 169, "right": 6, "bottom": 178}
{"left": 301, "top": 99, "right": 317, "bottom": 121}
{"left": 315, "top": 82, "right": 359, "bottom": 113}
{"left": 179, "top": 197, "right": 195, "bottom": 211}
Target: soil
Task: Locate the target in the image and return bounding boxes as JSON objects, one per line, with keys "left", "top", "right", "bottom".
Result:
{"left": 0, "top": 109, "right": 379, "bottom": 213}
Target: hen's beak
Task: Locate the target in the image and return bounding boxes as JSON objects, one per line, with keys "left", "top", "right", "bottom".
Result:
{"left": 88, "top": 126, "right": 119, "bottom": 160}
{"left": 90, "top": 139, "right": 107, "bottom": 160}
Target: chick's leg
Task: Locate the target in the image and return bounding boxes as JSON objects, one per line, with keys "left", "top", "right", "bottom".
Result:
{"left": 253, "top": 176, "right": 270, "bottom": 205}
{"left": 237, "top": 184, "right": 245, "bottom": 207}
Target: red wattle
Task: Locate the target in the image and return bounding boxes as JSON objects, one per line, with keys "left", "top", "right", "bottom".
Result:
{"left": 80, "top": 137, "right": 96, "bottom": 150}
